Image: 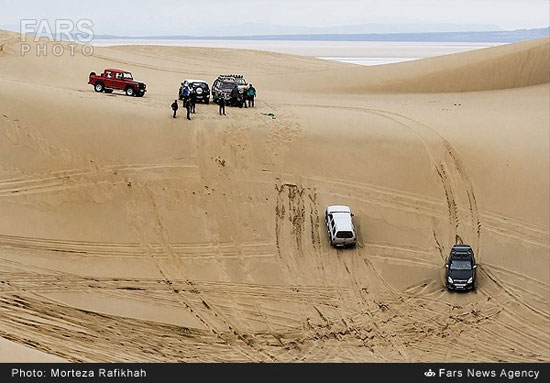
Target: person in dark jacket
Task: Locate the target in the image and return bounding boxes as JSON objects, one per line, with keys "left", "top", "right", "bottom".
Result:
{"left": 230, "top": 86, "right": 239, "bottom": 107}
{"left": 171, "top": 100, "right": 178, "bottom": 118}
{"left": 178, "top": 82, "right": 185, "bottom": 100}
{"left": 184, "top": 98, "right": 192, "bottom": 120}
{"left": 219, "top": 97, "right": 226, "bottom": 115}
{"left": 247, "top": 84, "right": 256, "bottom": 108}
{"left": 242, "top": 86, "right": 248, "bottom": 108}
{"left": 182, "top": 84, "right": 190, "bottom": 108}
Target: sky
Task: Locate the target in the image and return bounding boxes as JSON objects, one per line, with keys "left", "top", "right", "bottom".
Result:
{"left": 0, "top": 0, "right": 548, "bottom": 36}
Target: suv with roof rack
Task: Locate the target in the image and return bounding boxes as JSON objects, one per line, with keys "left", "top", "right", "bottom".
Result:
{"left": 325, "top": 205, "right": 357, "bottom": 248}
{"left": 445, "top": 244, "right": 477, "bottom": 291}
{"left": 212, "top": 74, "right": 247, "bottom": 107}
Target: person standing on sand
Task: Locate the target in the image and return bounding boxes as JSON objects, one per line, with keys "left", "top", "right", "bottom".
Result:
{"left": 190, "top": 88, "right": 197, "bottom": 114}
{"left": 230, "top": 85, "right": 240, "bottom": 107}
{"left": 182, "top": 84, "right": 190, "bottom": 108}
{"left": 242, "top": 86, "right": 248, "bottom": 108}
{"left": 219, "top": 97, "right": 226, "bottom": 116}
{"left": 247, "top": 84, "right": 256, "bottom": 107}
{"left": 171, "top": 100, "right": 178, "bottom": 118}
{"left": 184, "top": 97, "right": 192, "bottom": 120}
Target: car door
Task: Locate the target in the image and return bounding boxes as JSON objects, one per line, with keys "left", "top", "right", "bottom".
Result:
{"left": 328, "top": 216, "right": 336, "bottom": 241}
{"left": 213, "top": 80, "right": 220, "bottom": 98}
{"left": 104, "top": 71, "right": 115, "bottom": 88}
{"left": 113, "top": 71, "right": 124, "bottom": 90}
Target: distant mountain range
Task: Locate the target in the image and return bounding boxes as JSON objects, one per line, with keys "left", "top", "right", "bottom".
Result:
{"left": 141, "top": 22, "right": 507, "bottom": 37}
{"left": 1, "top": 22, "right": 506, "bottom": 37}
{"left": 94, "top": 27, "right": 549, "bottom": 43}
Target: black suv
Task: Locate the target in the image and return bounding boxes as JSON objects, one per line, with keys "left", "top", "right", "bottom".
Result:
{"left": 212, "top": 75, "right": 247, "bottom": 107}
{"left": 445, "top": 244, "right": 477, "bottom": 291}
{"left": 179, "top": 80, "right": 210, "bottom": 104}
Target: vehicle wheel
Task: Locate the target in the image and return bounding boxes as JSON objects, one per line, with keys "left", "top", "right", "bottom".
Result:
{"left": 125, "top": 87, "right": 135, "bottom": 97}
{"left": 205, "top": 98, "right": 210, "bottom": 105}
{"left": 105, "top": 89, "right": 113, "bottom": 94}
{"left": 94, "top": 82, "right": 104, "bottom": 92}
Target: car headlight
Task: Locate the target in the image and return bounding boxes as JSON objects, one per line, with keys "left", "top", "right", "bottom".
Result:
{"left": 467, "top": 277, "right": 473, "bottom": 284}
{"left": 447, "top": 276, "right": 453, "bottom": 284}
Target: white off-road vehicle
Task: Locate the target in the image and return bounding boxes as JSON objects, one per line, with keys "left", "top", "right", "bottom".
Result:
{"left": 325, "top": 205, "right": 357, "bottom": 248}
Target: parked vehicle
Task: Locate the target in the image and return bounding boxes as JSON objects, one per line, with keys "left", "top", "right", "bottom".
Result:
{"left": 325, "top": 205, "right": 357, "bottom": 248}
{"left": 212, "top": 74, "right": 247, "bottom": 107}
{"left": 88, "top": 69, "right": 146, "bottom": 97}
{"left": 445, "top": 244, "right": 477, "bottom": 291}
{"left": 180, "top": 79, "right": 210, "bottom": 104}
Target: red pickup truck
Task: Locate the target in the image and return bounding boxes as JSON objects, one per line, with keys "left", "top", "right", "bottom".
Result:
{"left": 88, "top": 69, "right": 146, "bottom": 97}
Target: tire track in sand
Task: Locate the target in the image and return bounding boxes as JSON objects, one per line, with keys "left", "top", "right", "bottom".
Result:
{"left": 123, "top": 184, "right": 278, "bottom": 362}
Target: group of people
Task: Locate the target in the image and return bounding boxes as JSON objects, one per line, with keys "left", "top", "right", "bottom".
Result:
{"left": 218, "top": 83, "right": 257, "bottom": 115}
{"left": 171, "top": 84, "right": 197, "bottom": 120}
{"left": 171, "top": 82, "right": 257, "bottom": 119}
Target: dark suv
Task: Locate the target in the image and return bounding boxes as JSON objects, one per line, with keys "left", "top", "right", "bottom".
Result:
{"left": 179, "top": 79, "right": 210, "bottom": 104}
{"left": 445, "top": 244, "right": 477, "bottom": 291}
{"left": 212, "top": 75, "right": 247, "bottom": 107}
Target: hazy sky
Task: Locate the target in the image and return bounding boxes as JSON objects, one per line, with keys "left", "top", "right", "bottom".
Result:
{"left": 1, "top": 0, "right": 548, "bottom": 36}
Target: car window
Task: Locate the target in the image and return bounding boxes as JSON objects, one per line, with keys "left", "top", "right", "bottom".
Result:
{"left": 115, "top": 72, "right": 123, "bottom": 79}
{"left": 123, "top": 72, "right": 133, "bottom": 80}
{"left": 106, "top": 71, "right": 112, "bottom": 78}
{"left": 450, "top": 260, "right": 472, "bottom": 270}
{"left": 336, "top": 231, "right": 354, "bottom": 238}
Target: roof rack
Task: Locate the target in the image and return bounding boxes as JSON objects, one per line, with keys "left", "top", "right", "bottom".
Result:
{"left": 450, "top": 246, "right": 473, "bottom": 257}
{"left": 452, "top": 244, "right": 472, "bottom": 249}
{"left": 218, "top": 74, "right": 244, "bottom": 79}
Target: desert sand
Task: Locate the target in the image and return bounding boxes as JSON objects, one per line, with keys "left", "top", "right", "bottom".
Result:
{"left": 0, "top": 29, "right": 548, "bottom": 362}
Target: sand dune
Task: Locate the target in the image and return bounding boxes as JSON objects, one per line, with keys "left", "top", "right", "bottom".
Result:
{"left": 0, "top": 31, "right": 548, "bottom": 362}
{"left": 241, "top": 37, "right": 548, "bottom": 94}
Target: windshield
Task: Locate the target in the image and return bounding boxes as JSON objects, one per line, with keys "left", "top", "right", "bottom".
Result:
{"left": 123, "top": 72, "right": 133, "bottom": 80}
{"left": 192, "top": 82, "right": 208, "bottom": 89}
{"left": 336, "top": 231, "right": 354, "bottom": 239}
{"left": 450, "top": 260, "right": 472, "bottom": 270}
{"left": 220, "top": 82, "right": 235, "bottom": 89}
{"left": 235, "top": 78, "right": 247, "bottom": 85}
